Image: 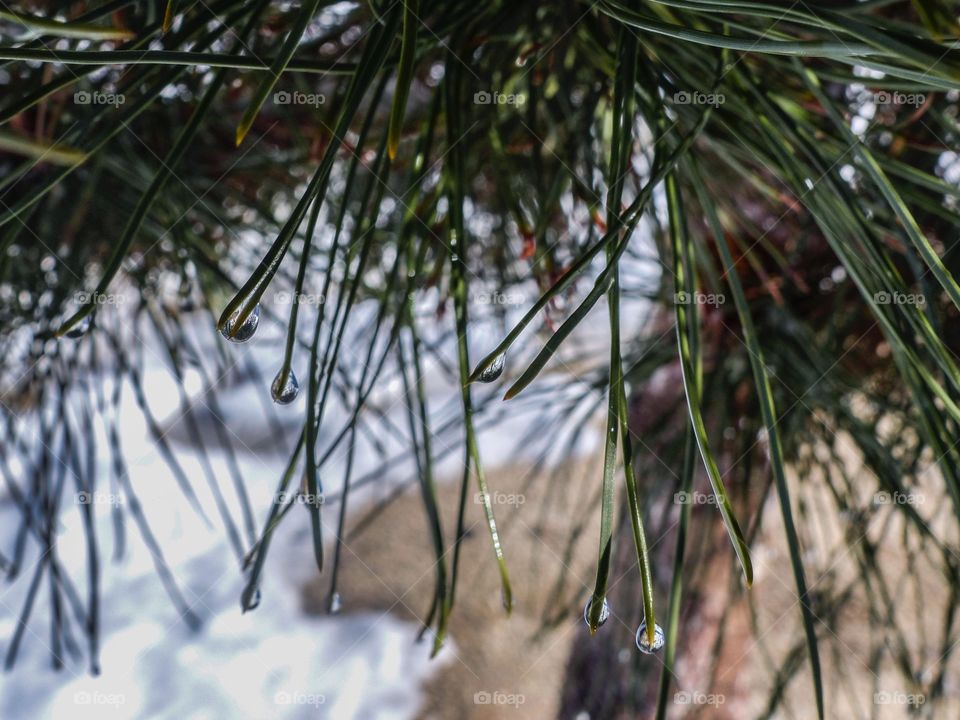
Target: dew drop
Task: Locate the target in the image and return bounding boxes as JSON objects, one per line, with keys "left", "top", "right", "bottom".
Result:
{"left": 219, "top": 304, "right": 260, "bottom": 343}
{"left": 64, "top": 315, "right": 92, "bottom": 339}
{"left": 328, "top": 591, "right": 342, "bottom": 615}
{"left": 271, "top": 368, "right": 299, "bottom": 404}
{"left": 583, "top": 597, "right": 611, "bottom": 628}
{"left": 241, "top": 586, "right": 261, "bottom": 611}
{"left": 635, "top": 621, "right": 665, "bottom": 654}
{"left": 478, "top": 353, "right": 505, "bottom": 383}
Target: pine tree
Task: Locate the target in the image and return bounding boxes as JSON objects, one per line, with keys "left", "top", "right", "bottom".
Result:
{"left": 2, "top": 1, "right": 959, "bottom": 716}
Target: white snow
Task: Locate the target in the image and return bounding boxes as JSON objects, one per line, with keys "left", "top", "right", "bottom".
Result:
{"left": 0, "top": 275, "right": 640, "bottom": 718}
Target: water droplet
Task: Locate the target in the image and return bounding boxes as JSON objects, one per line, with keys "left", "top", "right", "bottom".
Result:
{"left": 219, "top": 304, "right": 260, "bottom": 343}
{"left": 241, "top": 586, "right": 261, "bottom": 611}
{"left": 635, "top": 621, "right": 665, "bottom": 654}
{"left": 271, "top": 368, "right": 299, "bottom": 404}
{"left": 478, "top": 353, "right": 505, "bottom": 383}
{"left": 328, "top": 591, "right": 342, "bottom": 614}
{"left": 583, "top": 598, "right": 611, "bottom": 628}
{"left": 64, "top": 315, "right": 91, "bottom": 339}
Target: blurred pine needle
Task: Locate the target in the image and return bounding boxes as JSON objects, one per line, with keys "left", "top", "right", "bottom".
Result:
{"left": 1, "top": 1, "right": 960, "bottom": 716}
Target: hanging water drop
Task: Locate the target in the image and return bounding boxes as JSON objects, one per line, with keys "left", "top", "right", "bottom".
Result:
{"left": 583, "top": 597, "right": 611, "bottom": 629}
{"left": 271, "top": 368, "right": 299, "bottom": 404}
{"left": 64, "top": 315, "right": 92, "bottom": 339}
{"left": 241, "top": 586, "right": 261, "bottom": 612}
{"left": 478, "top": 353, "right": 505, "bottom": 383}
{"left": 635, "top": 621, "right": 665, "bottom": 654}
{"left": 328, "top": 591, "right": 343, "bottom": 614}
{"left": 219, "top": 304, "right": 260, "bottom": 343}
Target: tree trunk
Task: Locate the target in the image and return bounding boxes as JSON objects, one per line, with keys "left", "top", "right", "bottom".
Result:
{"left": 558, "top": 358, "right": 755, "bottom": 719}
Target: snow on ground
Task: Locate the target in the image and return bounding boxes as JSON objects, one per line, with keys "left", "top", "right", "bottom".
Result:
{"left": 0, "top": 281, "right": 639, "bottom": 719}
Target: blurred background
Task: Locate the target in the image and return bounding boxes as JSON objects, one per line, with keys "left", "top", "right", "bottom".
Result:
{"left": 3, "top": 1, "right": 960, "bottom": 718}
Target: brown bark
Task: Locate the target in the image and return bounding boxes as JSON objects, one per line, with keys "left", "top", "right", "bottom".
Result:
{"left": 557, "top": 359, "right": 758, "bottom": 719}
